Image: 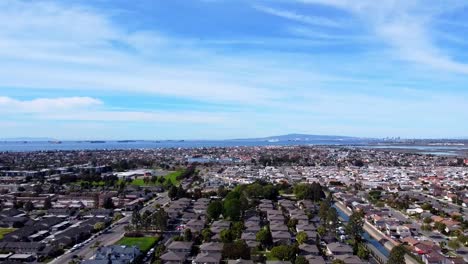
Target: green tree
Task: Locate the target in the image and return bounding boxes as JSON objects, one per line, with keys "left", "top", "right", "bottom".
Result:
{"left": 270, "top": 245, "right": 296, "bottom": 261}
{"left": 423, "top": 217, "right": 433, "bottom": 224}
{"left": 287, "top": 218, "right": 298, "bottom": 230}
{"left": 207, "top": 201, "right": 223, "bottom": 220}
{"left": 421, "top": 203, "right": 432, "bottom": 210}
{"left": 368, "top": 190, "right": 382, "bottom": 201}
{"left": 223, "top": 199, "right": 241, "bottom": 221}
{"left": 327, "top": 207, "right": 339, "bottom": 233}
{"left": 232, "top": 222, "right": 244, "bottom": 239}
{"left": 220, "top": 229, "right": 234, "bottom": 243}
{"left": 448, "top": 240, "right": 460, "bottom": 250}
{"left": 296, "top": 231, "right": 308, "bottom": 244}
{"left": 318, "top": 197, "right": 332, "bottom": 223}
{"left": 222, "top": 240, "right": 250, "bottom": 260}
{"left": 294, "top": 183, "right": 324, "bottom": 200}
{"left": 131, "top": 210, "right": 142, "bottom": 230}
{"left": 256, "top": 227, "right": 273, "bottom": 248}
{"left": 294, "top": 256, "right": 308, "bottom": 264}
{"left": 435, "top": 222, "right": 447, "bottom": 233}
{"left": 387, "top": 245, "right": 406, "bottom": 264}
{"left": 357, "top": 244, "right": 369, "bottom": 260}
{"left": 457, "top": 234, "right": 468, "bottom": 245}
{"left": 93, "top": 222, "right": 105, "bottom": 231}
{"left": 346, "top": 210, "right": 365, "bottom": 243}
{"left": 202, "top": 228, "right": 212, "bottom": 242}
{"left": 152, "top": 209, "right": 168, "bottom": 232}
{"left": 317, "top": 225, "right": 327, "bottom": 237}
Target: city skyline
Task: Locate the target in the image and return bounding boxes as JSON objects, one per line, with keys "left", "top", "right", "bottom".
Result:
{"left": 1, "top": 0, "right": 468, "bottom": 139}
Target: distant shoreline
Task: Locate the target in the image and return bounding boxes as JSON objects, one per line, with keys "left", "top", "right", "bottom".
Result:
{"left": 0, "top": 139, "right": 466, "bottom": 157}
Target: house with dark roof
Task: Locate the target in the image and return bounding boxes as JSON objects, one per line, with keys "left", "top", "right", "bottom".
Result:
{"left": 296, "top": 223, "right": 316, "bottom": 232}
{"left": 0, "top": 242, "right": 45, "bottom": 255}
{"left": 299, "top": 243, "right": 320, "bottom": 256}
{"left": 200, "top": 242, "right": 223, "bottom": 254}
{"left": 186, "top": 219, "right": 205, "bottom": 233}
{"left": 193, "top": 252, "right": 222, "bottom": 264}
{"left": 0, "top": 216, "right": 29, "bottom": 228}
{"left": 326, "top": 242, "right": 353, "bottom": 256}
{"left": 270, "top": 223, "right": 288, "bottom": 232}
{"left": 212, "top": 220, "right": 231, "bottom": 229}
{"left": 241, "top": 232, "right": 256, "bottom": 241}
{"left": 305, "top": 255, "right": 326, "bottom": 264}
{"left": 160, "top": 250, "right": 186, "bottom": 264}
{"left": 271, "top": 231, "right": 292, "bottom": 245}
{"left": 166, "top": 241, "right": 193, "bottom": 254}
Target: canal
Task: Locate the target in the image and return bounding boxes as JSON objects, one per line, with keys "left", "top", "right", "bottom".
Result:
{"left": 333, "top": 204, "right": 390, "bottom": 258}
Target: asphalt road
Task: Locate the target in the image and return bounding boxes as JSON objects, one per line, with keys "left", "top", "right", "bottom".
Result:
{"left": 50, "top": 193, "right": 167, "bottom": 264}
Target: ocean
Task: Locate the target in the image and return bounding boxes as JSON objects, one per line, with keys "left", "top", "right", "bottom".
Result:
{"left": 0, "top": 139, "right": 366, "bottom": 152}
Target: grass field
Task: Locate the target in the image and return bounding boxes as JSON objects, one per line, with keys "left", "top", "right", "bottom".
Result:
{"left": 164, "top": 170, "right": 183, "bottom": 185}
{"left": 128, "top": 178, "right": 155, "bottom": 186}
{"left": 0, "top": 228, "right": 16, "bottom": 240}
{"left": 116, "top": 236, "right": 158, "bottom": 252}
{"left": 121, "top": 170, "right": 184, "bottom": 187}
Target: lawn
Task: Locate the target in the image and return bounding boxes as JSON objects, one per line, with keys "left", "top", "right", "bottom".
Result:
{"left": 0, "top": 228, "right": 16, "bottom": 240}
{"left": 164, "top": 170, "right": 183, "bottom": 186}
{"left": 120, "top": 170, "right": 184, "bottom": 187}
{"left": 116, "top": 236, "right": 158, "bottom": 252}
{"left": 129, "top": 178, "right": 155, "bottom": 186}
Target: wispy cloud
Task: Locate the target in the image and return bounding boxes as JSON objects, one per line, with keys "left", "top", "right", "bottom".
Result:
{"left": 253, "top": 4, "right": 343, "bottom": 28}
{"left": 0, "top": 96, "right": 229, "bottom": 124}
{"left": 0, "top": 96, "right": 102, "bottom": 113}
{"left": 0, "top": 0, "right": 289, "bottom": 106}
{"left": 0, "top": 0, "right": 467, "bottom": 138}
{"left": 296, "top": 0, "right": 468, "bottom": 74}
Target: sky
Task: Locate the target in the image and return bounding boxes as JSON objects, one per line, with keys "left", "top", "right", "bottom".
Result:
{"left": 1, "top": 0, "right": 468, "bottom": 140}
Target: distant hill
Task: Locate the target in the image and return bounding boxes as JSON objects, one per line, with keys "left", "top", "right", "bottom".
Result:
{"left": 0, "top": 137, "right": 56, "bottom": 142}
{"left": 233, "top": 133, "right": 365, "bottom": 142}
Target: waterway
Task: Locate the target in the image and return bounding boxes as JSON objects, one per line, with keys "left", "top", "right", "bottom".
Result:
{"left": 333, "top": 204, "right": 390, "bottom": 258}
{"left": 0, "top": 139, "right": 466, "bottom": 155}
{"left": 0, "top": 139, "right": 369, "bottom": 152}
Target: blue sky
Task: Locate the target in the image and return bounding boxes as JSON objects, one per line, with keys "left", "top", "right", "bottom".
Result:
{"left": 1, "top": 0, "right": 467, "bottom": 140}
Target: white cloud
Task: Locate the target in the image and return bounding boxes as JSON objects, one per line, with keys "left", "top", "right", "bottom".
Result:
{"left": 0, "top": 96, "right": 231, "bottom": 124}
{"left": 0, "top": 96, "right": 102, "bottom": 113}
{"left": 0, "top": 0, "right": 293, "bottom": 106}
{"left": 253, "top": 4, "right": 343, "bottom": 28}
{"left": 0, "top": 0, "right": 467, "bottom": 138}
{"left": 41, "top": 110, "right": 228, "bottom": 124}
{"left": 296, "top": 0, "right": 468, "bottom": 74}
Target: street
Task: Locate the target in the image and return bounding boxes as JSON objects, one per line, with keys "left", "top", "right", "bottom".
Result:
{"left": 50, "top": 192, "right": 167, "bottom": 264}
